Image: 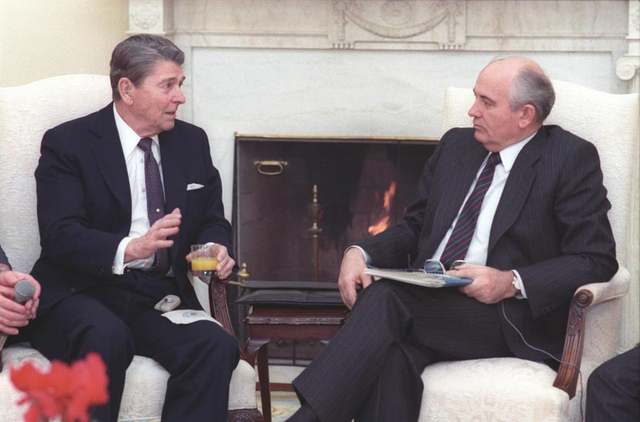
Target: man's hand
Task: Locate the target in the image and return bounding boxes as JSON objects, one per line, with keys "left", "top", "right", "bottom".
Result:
{"left": 125, "top": 208, "right": 182, "bottom": 263}
{"left": 0, "top": 270, "right": 41, "bottom": 334}
{"left": 186, "top": 244, "right": 235, "bottom": 280}
{"left": 448, "top": 263, "right": 516, "bottom": 304}
{"left": 338, "top": 248, "right": 373, "bottom": 310}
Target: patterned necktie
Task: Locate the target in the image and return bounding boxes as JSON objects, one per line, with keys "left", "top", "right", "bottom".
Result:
{"left": 138, "top": 137, "right": 169, "bottom": 276}
{"left": 440, "top": 152, "right": 502, "bottom": 269}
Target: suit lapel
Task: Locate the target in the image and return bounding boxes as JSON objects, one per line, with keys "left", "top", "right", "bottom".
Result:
{"left": 90, "top": 104, "right": 132, "bottom": 213}
{"left": 159, "top": 130, "right": 187, "bottom": 263}
{"left": 488, "top": 130, "right": 544, "bottom": 254}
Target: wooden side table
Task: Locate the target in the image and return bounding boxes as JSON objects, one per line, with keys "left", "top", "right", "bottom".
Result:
{"left": 238, "top": 282, "right": 349, "bottom": 422}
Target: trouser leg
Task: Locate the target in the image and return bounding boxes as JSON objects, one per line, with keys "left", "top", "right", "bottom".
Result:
{"left": 292, "top": 280, "right": 510, "bottom": 422}
{"left": 28, "top": 294, "right": 135, "bottom": 422}
{"left": 131, "top": 307, "right": 240, "bottom": 422}
{"left": 354, "top": 341, "right": 433, "bottom": 422}
{"left": 586, "top": 346, "right": 640, "bottom": 422}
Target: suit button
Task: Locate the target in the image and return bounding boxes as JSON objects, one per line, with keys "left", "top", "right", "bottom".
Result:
{"left": 70, "top": 287, "right": 77, "bottom": 293}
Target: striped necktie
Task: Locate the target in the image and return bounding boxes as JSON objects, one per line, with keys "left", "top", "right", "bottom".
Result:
{"left": 440, "top": 152, "right": 501, "bottom": 269}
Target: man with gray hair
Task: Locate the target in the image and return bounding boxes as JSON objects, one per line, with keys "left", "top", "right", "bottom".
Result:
{"left": 26, "top": 34, "right": 238, "bottom": 422}
{"left": 287, "top": 57, "right": 618, "bottom": 421}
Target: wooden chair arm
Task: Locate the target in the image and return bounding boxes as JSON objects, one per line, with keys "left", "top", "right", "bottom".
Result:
{"left": 553, "top": 289, "right": 593, "bottom": 398}
{"left": 208, "top": 278, "right": 236, "bottom": 338}
{"left": 553, "top": 267, "right": 630, "bottom": 398}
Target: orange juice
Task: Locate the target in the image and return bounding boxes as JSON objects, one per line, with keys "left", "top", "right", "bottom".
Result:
{"left": 192, "top": 257, "right": 218, "bottom": 271}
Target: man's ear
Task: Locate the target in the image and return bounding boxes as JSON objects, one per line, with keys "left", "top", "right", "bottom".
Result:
{"left": 118, "top": 78, "right": 135, "bottom": 105}
{"left": 519, "top": 104, "right": 537, "bottom": 128}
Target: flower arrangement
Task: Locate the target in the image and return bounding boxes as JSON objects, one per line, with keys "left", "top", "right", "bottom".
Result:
{"left": 9, "top": 352, "right": 109, "bottom": 422}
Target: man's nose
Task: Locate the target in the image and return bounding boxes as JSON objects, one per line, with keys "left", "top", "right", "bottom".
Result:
{"left": 174, "top": 86, "right": 186, "bottom": 104}
{"left": 468, "top": 101, "right": 480, "bottom": 117}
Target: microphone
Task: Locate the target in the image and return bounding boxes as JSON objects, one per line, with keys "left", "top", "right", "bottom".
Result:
{"left": 0, "top": 280, "right": 35, "bottom": 351}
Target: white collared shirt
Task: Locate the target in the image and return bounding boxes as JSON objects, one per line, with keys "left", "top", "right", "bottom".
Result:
{"left": 111, "top": 104, "right": 165, "bottom": 274}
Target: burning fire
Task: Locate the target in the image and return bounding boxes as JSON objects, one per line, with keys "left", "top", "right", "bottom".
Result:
{"left": 368, "top": 181, "right": 397, "bottom": 236}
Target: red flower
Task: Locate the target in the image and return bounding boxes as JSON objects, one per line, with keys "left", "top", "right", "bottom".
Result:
{"left": 10, "top": 352, "right": 109, "bottom": 422}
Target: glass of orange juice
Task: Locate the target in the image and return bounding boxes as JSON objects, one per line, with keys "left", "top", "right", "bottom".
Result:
{"left": 191, "top": 244, "right": 219, "bottom": 284}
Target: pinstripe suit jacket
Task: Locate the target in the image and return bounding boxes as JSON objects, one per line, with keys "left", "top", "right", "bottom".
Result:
{"left": 358, "top": 126, "right": 618, "bottom": 361}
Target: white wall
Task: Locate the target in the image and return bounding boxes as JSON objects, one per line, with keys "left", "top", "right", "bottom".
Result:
{"left": 0, "top": 0, "right": 128, "bottom": 87}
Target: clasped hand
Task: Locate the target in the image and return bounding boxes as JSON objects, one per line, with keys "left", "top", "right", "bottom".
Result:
{"left": 0, "top": 270, "right": 41, "bottom": 335}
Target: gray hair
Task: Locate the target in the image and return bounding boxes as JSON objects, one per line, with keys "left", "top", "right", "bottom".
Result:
{"left": 488, "top": 57, "right": 556, "bottom": 123}
{"left": 110, "top": 34, "right": 184, "bottom": 101}
{"left": 509, "top": 65, "right": 555, "bottom": 123}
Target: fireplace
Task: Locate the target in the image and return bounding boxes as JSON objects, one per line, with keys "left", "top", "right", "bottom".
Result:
{"left": 231, "top": 134, "right": 437, "bottom": 360}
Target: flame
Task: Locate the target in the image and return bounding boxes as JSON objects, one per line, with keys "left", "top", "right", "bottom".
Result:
{"left": 368, "top": 181, "right": 397, "bottom": 236}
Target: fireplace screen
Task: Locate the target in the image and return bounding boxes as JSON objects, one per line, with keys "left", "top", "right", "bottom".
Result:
{"left": 231, "top": 135, "right": 437, "bottom": 357}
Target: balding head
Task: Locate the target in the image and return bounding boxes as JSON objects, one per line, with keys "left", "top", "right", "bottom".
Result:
{"left": 468, "top": 57, "right": 554, "bottom": 151}
{"left": 484, "top": 57, "right": 555, "bottom": 123}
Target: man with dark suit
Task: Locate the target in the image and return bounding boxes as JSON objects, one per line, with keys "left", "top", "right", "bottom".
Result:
{"left": 0, "top": 245, "right": 40, "bottom": 337}
{"left": 26, "top": 35, "right": 239, "bottom": 422}
{"left": 288, "top": 57, "right": 618, "bottom": 422}
{"left": 586, "top": 345, "right": 640, "bottom": 421}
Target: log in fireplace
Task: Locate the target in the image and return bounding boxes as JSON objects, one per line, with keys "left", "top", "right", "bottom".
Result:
{"left": 232, "top": 134, "right": 438, "bottom": 361}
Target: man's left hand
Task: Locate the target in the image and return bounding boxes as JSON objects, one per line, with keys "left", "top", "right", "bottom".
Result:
{"left": 186, "top": 244, "right": 235, "bottom": 280}
{"left": 448, "top": 263, "right": 516, "bottom": 304}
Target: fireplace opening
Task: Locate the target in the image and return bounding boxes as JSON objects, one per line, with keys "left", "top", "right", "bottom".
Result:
{"left": 232, "top": 134, "right": 438, "bottom": 361}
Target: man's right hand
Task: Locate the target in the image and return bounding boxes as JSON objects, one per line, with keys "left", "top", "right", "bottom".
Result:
{"left": 125, "top": 208, "right": 182, "bottom": 263}
{"left": 0, "top": 270, "right": 41, "bottom": 334}
{"left": 338, "top": 248, "right": 373, "bottom": 310}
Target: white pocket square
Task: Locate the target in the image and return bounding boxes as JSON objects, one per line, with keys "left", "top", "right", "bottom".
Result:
{"left": 186, "top": 183, "right": 205, "bottom": 191}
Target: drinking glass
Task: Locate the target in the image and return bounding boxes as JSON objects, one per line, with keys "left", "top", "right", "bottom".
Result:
{"left": 191, "top": 244, "right": 219, "bottom": 284}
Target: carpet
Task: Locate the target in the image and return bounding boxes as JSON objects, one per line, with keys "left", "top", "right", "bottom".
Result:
{"left": 258, "top": 390, "right": 301, "bottom": 422}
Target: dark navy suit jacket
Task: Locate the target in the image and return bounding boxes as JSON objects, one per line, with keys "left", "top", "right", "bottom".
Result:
{"left": 358, "top": 126, "right": 618, "bottom": 360}
{"left": 31, "top": 103, "right": 232, "bottom": 315}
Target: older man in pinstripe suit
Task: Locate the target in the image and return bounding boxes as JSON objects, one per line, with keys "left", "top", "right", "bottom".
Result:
{"left": 288, "top": 57, "right": 618, "bottom": 422}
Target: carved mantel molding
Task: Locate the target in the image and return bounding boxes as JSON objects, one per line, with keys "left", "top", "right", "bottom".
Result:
{"left": 330, "top": 0, "right": 464, "bottom": 50}
{"left": 616, "top": 0, "right": 640, "bottom": 92}
{"left": 128, "top": 0, "right": 173, "bottom": 35}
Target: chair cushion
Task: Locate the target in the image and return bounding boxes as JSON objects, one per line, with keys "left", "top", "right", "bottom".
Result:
{"left": 1, "top": 344, "right": 257, "bottom": 421}
{"left": 419, "top": 358, "right": 579, "bottom": 422}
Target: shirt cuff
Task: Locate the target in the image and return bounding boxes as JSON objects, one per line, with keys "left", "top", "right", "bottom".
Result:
{"left": 345, "top": 245, "right": 372, "bottom": 266}
{"left": 112, "top": 237, "right": 154, "bottom": 274}
{"left": 512, "top": 269, "right": 527, "bottom": 299}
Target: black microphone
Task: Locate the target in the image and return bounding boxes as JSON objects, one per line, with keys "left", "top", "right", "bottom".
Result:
{"left": 0, "top": 280, "right": 35, "bottom": 351}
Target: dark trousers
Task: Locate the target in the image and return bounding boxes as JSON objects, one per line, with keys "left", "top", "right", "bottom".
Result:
{"left": 586, "top": 346, "right": 640, "bottom": 422}
{"left": 27, "top": 272, "right": 239, "bottom": 422}
{"left": 292, "top": 280, "right": 513, "bottom": 422}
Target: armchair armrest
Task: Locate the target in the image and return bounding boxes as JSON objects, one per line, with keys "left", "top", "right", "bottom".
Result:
{"left": 209, "top": 279, "right": 236, "bottom": 338}
{"left": 553, "top": 266, "right": 630, "bottom": 398}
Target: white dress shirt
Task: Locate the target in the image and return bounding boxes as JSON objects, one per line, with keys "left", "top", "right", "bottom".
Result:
{"left": 353, "top": 132, "right": 536, "bottom": 298}
{"left": 111, "top": 104, "right": 165, "bottom": 274}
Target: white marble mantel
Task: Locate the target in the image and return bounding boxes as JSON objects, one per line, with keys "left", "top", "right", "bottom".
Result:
{"left": 127, "top": 0, "right": 640, "bottom": 351}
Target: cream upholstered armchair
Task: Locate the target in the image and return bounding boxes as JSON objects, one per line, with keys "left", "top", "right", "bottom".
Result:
{"left": 0, "top": 75, "right": 262, "bottom": 422}
{"left": 414, "top": 81, "right": 638, "bottom": 422}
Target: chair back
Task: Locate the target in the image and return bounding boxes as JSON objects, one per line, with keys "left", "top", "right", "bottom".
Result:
{"left": 0, "top": 75, "right": 111, "bottom": 272}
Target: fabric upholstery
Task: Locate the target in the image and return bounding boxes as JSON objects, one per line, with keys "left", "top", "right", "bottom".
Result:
{"left": 414, "top": 80, "right": 637, "bottom": 422}
{"left": 0, "top": 75, "right": 257, "bottom": 421}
